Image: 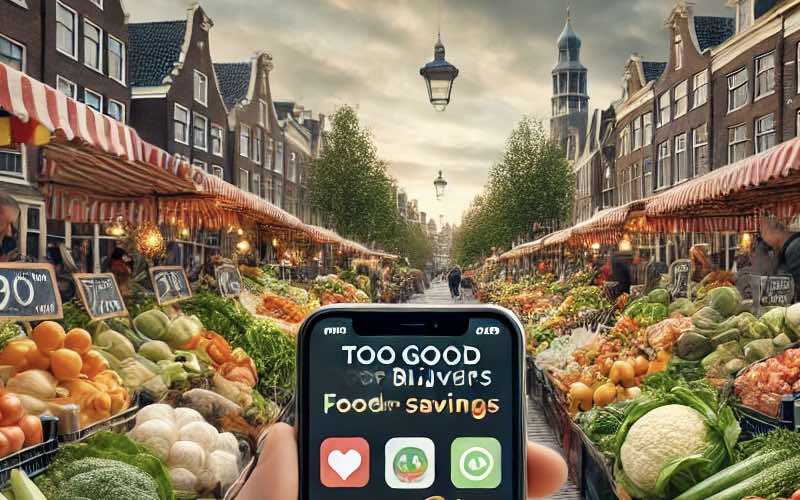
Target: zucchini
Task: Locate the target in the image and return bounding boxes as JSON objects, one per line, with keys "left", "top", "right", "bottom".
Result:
{"left": 706, "top": 455, "right": 800, "bottom": 500}
{"left": 674, "top": 450, "right": 790, "bottom": 500}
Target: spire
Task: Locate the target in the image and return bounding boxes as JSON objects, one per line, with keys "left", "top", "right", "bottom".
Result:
{"left": 557, "top": 7, "right": 581, "bottom": 51}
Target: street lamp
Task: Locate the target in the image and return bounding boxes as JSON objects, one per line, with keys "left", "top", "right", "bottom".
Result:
{"left": 434, "top": 170, "right": 448, "bottom": 200}
{"left": 420, "top": 1, "right": 459, "bottom": 113}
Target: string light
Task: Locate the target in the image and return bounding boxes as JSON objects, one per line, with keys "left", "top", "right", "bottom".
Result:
{"left": 135, "top": 222, "right": 165, "bottom": 258}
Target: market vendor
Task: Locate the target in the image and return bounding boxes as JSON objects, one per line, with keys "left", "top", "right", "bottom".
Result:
{"left": 0, "top": 192, "right": 19, "bottom": 262}
{"left": 759, "top": 216, "right": 800, "bottom": 295}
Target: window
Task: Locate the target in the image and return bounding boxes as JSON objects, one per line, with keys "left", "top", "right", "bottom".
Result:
{"left": 674, "top": 35, "right": 683, "bottom": 70}
{"left": 288, "top": 152, "right": 297, "bottom": 181}
{"left": 728, "top": 123, "right": 748, "bottom": 163}
{"left": 755, "top": 52, "right": 775, "bottom": 99}
{"left": 210, "top": 125, "right": 224, "bottom": 157}
{"left": 108, "top": 35, "right": 125, "bottom": 84}
{"left": 275, "top": 141, "right": 284, "bottom": 174}
{"left": 56, "top": 75, "right": 76, "bottom": 98}
{"left": 266, "top": 138, "right": 274, "bottom": 170}
{"left": 0, "top": 146, "right": 23, "bottom": 179}
{"left": 675, "top": 133, "right": 688, "bottom": 182}
{"left": 24, "top": 206, "right": 41, "bottom": 260}
{"left": 755, "top": 114, "right": 776, "bottom": 153}
{"left": 728, "top": 68, "right": 748, "bottom": 112}
{"left": 56, "top": 2, "right": 77, "bottom": 59}
{"left": 674, "top": 80, "right": 688, "bottom": 118}
{"left": 619, "top": 125, "right": 630, "bottom": 157}
{"left": 174, "top": 104, "right": 189, "bottom": 144}
{"left": 192, "top": 113, "right": 207, "bottom": 151}
{"left": 692, "top": 71, "right": 708, "bottom": 108}
{"left": 643, "top": 113, "right": 653, "bottom": 146}
{"left": 274, "top": 177, "right": 283, "bottom": 207}
{"left": 643, "top": 157, "right": 653, "bottom": 196}
{"left": 692, "top": 124, "right": 708, "bottom": 176}
{"left": 211, "top": 165, "right": 223, "bottom": 179}
{"left": 193, "top": 71, "right": 207, "bottom": 106}
{"left": 239, "top": 125, "right": 250, "bottom": 158}
{"left": 259, "top": 100, "right": 268, "bottom": 127}
{"left": 658, "top": 92, "right": 670, "bottom": 127}
{"left": 264, "top": 175, "right": 273, "bottom": 203}
{"left": 656, "top": 141, "right": 670, "bottom": 189}
{"left": 239, "top": 169, "right": 249, "bottom": 191}
{"left": 603, "top": 166, "right": 614, "bottom": 207}
{"left": 192, "top": 159, "right": 207, "bottom": 173}
{"left": 253, "top": 128, "right": 263, "bottom": 164}
{"left": 83, "top": 20, "right": 102, "bottom": 72}
{"left": 107, "top": 99, "right": 124, "bottom": 122}
{"left": 83, "top": 88, "right": 102, "bottom": 112}
{"left": 632, "top": 116, "right": 642, "bottom": 151}
{"left": 737, "top": 0, "right": 753, "bottom": 32}
{"left": 632, "top": 162, "right": 642, "bottom": 200}
{"left": 0, "top": 34, "right": 24, "bottom": 71}
{"left": 252, "top": 173, "right": 261, "bottom": 198}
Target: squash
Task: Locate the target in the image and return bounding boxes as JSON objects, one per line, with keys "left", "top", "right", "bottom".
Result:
{"left": 569, "top": 382, "right": 593, "bottom": 412}
{"left": 593, "top": 382, "right": 617, "bottom": 407}
{"left": 610, "top": 360, "right": 636, "bottom": 387}
{"left": 633, "top": 356, "right": 649, "bottom": 376}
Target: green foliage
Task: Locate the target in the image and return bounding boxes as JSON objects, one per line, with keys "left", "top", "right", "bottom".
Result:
{"left": 452, "top": 117, "right": 574, "bottom": 266}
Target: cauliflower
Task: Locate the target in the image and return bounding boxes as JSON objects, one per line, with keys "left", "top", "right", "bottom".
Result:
{"left": 202, "top": 450, "right": 240, "bottom": 493}
{"left": 215, "top": 432, "right": 240, "bottom": 460}
{"left": 169, "top": 467, "right": 199, "bottom": 493}
{"left": 179, "top": 421, "right": 219, "bottom": 451}
{"left": 174, "top": 407, "right": 205, "bottom": 429}
{"left": 620, "top": 404, "right": 708, "bottom": 493}
{"left": 135, "top": 404, "right": 175, "bottom": 427}
{"left": 169, "top": 441, "right": 207, "bottom": 476}
{"left": 127, "top": 418, "right": 177, "bottom": 460}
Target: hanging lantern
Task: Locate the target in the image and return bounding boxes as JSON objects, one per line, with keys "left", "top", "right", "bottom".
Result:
{"left": 272, "top": 237, "right": 279, "bottom": 248}
{"left": 419, "top": 35, "right": 459, "bottom": 111}
{"left": 236, "top": 239, "right": 252, "bottom": 255}
{"left": 433, "top": 170, "right": 448, "bottom": 200}
{"left": 105, "top": 217, "right": 127, "bottom": 238}
{"left": 135, "top": 222, "right": 165, "bottom": 259}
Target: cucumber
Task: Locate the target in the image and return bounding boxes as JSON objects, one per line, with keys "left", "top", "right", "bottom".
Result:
{"left": 711, "top": 328, "right": 741, "bottom": 346}
{"left": 705, "top": 455, "right": 800, "bottom": 500}
{"left": 674, "top": 450, "right": 790, "bottom": 500}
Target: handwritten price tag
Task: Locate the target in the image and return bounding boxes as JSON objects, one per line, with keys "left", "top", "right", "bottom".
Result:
{"left": 0, "top": 263, "right": 62, "bottom": 321}
{"left": 215, "top": 264, "right": 242, "bottom": 298}
{"left": 73, "top": 273, "right": 127, "bottom": 321}
{"left": 149, "top": 266, "right": 192, "bottom": 305}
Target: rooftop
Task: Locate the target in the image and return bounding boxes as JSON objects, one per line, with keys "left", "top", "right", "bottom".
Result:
{"left": 128, "top": 21, "right": 187, "bottom": 87}
{"left": 693, "top": 16, "right": 736, "bottom": 52}
{"left": 214, "top": 62, "right": 252, "bottom": 109}
{"left": 642, "top": 61, "right": 667, "bottom": 82}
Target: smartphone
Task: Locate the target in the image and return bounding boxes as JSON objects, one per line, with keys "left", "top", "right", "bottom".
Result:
{"left": 297, "top": 305, "right": 526, "bottom": 499}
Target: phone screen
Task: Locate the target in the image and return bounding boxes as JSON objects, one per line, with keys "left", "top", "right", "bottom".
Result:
{"left": 299, "top": 308, "right": 524, "bottom": 499}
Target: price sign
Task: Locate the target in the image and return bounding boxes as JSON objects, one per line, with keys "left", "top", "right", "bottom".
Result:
{"left": 215, "top": 264, "right": 242, "bottom": 298}
{"left": 73, "top": 273, "right": 127, "bottom": 321}
{"left": 149, "top": 266, "right": 192, "bottom": 305}
{"left": 669, "top": 259, "right": 692, "bottom": 300}
{"left": 0, "top": 263, "right": 62, "bottom": 321}
{"left": 752, "top": 275, "right": 795, "bottom": 312}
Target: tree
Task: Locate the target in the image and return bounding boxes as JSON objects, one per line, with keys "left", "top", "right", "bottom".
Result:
{"left": 450, "top": 117, "right": 574, "bottom": 266}
{"left": 308, "top": 105, "right": 398, "bottom": 244}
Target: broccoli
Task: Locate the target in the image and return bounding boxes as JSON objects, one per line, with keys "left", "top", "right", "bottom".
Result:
{"left": 53, "top": 459, "right": 160, "bottom": 500}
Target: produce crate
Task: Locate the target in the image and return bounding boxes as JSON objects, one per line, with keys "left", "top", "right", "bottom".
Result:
{"left": 529, "top": 363, "right": 546, "bottom": 406}
{"left": 58, "top": 392, "right": 149, "bottom": 443}
{"left": 564, "top": 422, "right": 583, "bottom": 489}
{"left": 0, "top": 416, "right": 59, "bottom": 488}
{"left": 578, "top": 428, "right": 616, "bottom": 500}
{"left": 736, "top": 395, "right": 799, "bottom": 437}
{"left": 526, "top": 355, "right": 535, "bottom": 397}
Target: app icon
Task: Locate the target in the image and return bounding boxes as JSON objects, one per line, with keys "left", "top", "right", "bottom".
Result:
{"left": 320, "top": 437, "right": 369, "bottom": 488}
{"left": 451, "top": 437, "right": 501, "bottom": 489}
{"left": 384, "top": 437, "right": 435, "bottom": 489}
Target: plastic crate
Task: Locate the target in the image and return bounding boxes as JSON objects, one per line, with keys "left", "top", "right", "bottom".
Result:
{"left": 736, "top": 401, "right": 797, "bottom": 437}
{"left": 564, "top": 423, "right": 583, "bottom": 489}
{"left": 578, "top": 429, "right": 616, "bottom": 500}
{"left": 0, "top": 416, "right": 59, "bottom": 488}
{"left": 59, "top": 392, "right": 149, "bottom": 443}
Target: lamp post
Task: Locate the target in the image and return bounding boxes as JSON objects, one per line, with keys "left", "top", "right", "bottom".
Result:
{"left": 434, "top": 170, "right": 448, "bottom": 200}
{"left": 419, "top": 1, "right": 459, "bottom": 112}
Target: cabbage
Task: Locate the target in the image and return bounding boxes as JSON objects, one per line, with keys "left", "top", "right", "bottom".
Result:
{"left": 784, "top": 302, "right": 800, "bottom": 341}
{"left": 165, "top": 316, "right": 203, "bottom": 348}
{"left": 760, "top": 307, "right": 787, "bottom": 337}
{"left": 138, "top": 340, "right": 174, "bottom": 363}
{"left": 707, "top": 287, "right": 741, "bottom": 317}
{"left": 134, "top": 309, "right": 171, "bottom": 341}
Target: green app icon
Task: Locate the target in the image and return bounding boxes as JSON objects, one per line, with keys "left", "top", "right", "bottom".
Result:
{"left": 450, "top": 437, "right": 501, "bottom": 489}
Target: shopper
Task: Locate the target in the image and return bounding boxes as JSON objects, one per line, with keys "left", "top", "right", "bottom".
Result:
{"left": 448, "top": 265, "right": 462, "bottom": 301}
{"left": 109, "top": 247, "right": 132, "bottom": 296}
{"left": 0, "top": 192, "right": 19, "bottom": 262}
{"left": 759, "top": 216, "right": 800, "bottom": 292}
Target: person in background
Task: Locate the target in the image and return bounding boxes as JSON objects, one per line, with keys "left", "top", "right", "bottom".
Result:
{"left": 447, "top": 265, "right": 462, "bottom": 301}
{"left": 0, "top": 192, "right": 20, "bottom": 262}
{"left": 109, "top": 247, "right": 132, "bottom": 296}
{"left": 759, "top": 216, "right": 800, "bottom": 295}
{"left": 608, "top": 251, "right": 633, "bottom": 300}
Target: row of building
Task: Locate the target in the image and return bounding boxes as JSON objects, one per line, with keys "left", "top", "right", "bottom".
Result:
{"left": 550, "top": 0, "right": 800, "bottom": 232}
{"left": 0, "top": 0, "right": 435, "bottom": 263}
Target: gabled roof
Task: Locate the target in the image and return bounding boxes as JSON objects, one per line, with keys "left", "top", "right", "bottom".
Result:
{"left": 214, "top": 62, "right": 251, "bottom": 109}
{"left": 128, "top": 21, "right": 187, "bottom": 87}
{"left": 274, "top": 101, "right": 295, "bottom": 120}
{"left": 693, "top": 16, "right": 735, "bottom": 52}
{"left": 642, "top": 62, "right": 667, "bottom": 82}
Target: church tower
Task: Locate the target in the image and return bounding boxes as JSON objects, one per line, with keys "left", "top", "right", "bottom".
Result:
{"left": 550, "top": 9, "right": 589, "bottom": 162}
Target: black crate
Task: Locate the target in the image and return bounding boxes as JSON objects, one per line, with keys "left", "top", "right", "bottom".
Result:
{"left": 736, "top": 403, "right": 795, "bottom": 438}
{"left": 0, "top": 416, "right": 59, "bottom": 488}
{"left": 578, "top": 429, "right": 617, "bottom": 500}
{"left": 564, "top": 423, "right": 583, "bottom": 489}
{"left": 59, "top": 392, "right": 149, "bottom": 443}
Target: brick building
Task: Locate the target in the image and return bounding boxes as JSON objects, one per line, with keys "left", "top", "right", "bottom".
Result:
{"left": 128, "top": 4, "right": 228, "bottom": 181}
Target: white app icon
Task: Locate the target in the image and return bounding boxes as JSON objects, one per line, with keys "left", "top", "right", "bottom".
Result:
{"left": 384, "top": 437, "right": 435, "bottom": 489}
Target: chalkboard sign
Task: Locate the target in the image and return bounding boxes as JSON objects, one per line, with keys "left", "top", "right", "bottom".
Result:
{"left": 149, "top": 266, "right": 192, "bottom": 305}
{"left": 0, "top": 263, "right": 62, "bottom": 321}
{"left": 751, "top": 274, "right": 795, "bottom": 312}
{"left": 669, "top": 259, "right": 692, "bottom": 300}
{"left": 215, "top": 264, "right": 242, "bottom": 298}
{"left": 73, "top": 273, "right": 127, "bottom": 321}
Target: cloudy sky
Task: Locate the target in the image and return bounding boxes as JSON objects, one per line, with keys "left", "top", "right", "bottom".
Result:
{"left": 126, "top": 0, "right": 730, "bottom": 225}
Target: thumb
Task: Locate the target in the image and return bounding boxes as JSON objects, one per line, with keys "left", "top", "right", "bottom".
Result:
{"left": 527, "top": 441, "right": 568, "bottom": 498}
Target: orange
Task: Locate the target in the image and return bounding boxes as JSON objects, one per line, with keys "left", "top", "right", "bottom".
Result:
{"left": 80, "top": 350, "right": 108, "bottom": 380}
{"left": 0, "top": 340, "right": 35, "bottom": 367}
{"left": 50, "top": 349, "right": 82, "bottom": 381}
{"left": 31, "top": 321, "right": 65, "bottom": 353}
{"left": 64, "top": 329, "right": 92, "bottom": 355}
{"left": 24, "top": 348, "right": 50, "bottom": 371}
